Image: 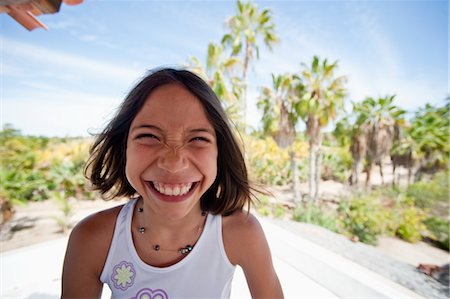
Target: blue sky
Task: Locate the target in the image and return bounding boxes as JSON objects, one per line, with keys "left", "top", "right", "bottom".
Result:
{"left": 1, "top": 0, "right": 448, "bottom": 137}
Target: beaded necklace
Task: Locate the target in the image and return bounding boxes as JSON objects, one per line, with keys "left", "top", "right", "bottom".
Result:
{"left": 137, "top": 203, "right": 206, "bottom": 255}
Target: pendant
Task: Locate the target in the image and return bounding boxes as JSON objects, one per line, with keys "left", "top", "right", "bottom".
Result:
{"left": 179, "top": 245, "right": 193, "bottom": 255}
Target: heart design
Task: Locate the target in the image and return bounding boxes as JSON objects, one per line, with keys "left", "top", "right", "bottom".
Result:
{"left": 131, "top": 288, "right": 169, "bottom": 299}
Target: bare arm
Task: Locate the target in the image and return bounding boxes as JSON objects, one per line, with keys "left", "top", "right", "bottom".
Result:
{"left": 223, "top": 212, "right": 284, "bottom": 299}
{"left": 61, "top": 206, "right": 120, "bottom": 298}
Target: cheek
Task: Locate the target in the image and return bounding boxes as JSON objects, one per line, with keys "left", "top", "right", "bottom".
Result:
{"left": 124, "top": 147, "right": 140, "bottom": 189}
{"left": 124, "top": 155, "right": 133, "bottom": 187}
{"left": 209, "top": 149, "right": 219, "bottom": 180}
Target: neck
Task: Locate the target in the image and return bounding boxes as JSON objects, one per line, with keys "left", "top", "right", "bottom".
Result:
{"left": 136, "top": 197, "right": 205, "bottom": 235}
{"left": 133, "top": 197, "right": 207, "bottom": 255}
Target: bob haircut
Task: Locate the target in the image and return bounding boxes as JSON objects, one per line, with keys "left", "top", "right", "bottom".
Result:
{"left": 85, "top": 67, "right": 255, "bottom": 216}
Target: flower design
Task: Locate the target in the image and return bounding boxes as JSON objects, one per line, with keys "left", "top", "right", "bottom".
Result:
{"left": 111, "top": 261, "right": 136, "bottom": 290}
{"left": 130, "top": 288, "right": 169, "bottom": 299}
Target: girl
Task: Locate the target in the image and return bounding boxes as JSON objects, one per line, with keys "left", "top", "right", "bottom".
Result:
{"left": 61, "top": 68, "right": 283, "bottom": 298}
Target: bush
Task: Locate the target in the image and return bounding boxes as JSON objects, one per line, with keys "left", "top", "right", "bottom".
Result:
{"left": 321, "top": 147, "right": 352, "bottom": 183}
{"left": 424, "top": 217, "right": 450, "bottom": 251}
{"left": 254, "top": 195, "right": 287, "bottom": 219}
{"left": 293, "top": 202, "right": 340, "bottom": 233}
{"left": 338, "top": 195, "right": 387, "bottom": 245}
{"left": 406, "top": 171, "right": 449, "bottom": 209}
{"left": 246, "top": 136, "right": 309, "bottom": 185}
{"left": 0, "top": 126, "right": 96, "bottom": 205}
{"left": 395, "top": 206, "right": 427, "bottom": 243}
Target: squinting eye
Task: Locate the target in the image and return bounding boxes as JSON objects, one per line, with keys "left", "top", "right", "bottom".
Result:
{"left": 190, "top": 137, "right": 210, "bottom": 143}
{"left": 136, "top": 133, "right": 160, "bottom": 140}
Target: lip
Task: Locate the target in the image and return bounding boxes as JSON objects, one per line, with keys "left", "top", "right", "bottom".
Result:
{"left": 145, "top": 181, "right": 199, "bottom": 203}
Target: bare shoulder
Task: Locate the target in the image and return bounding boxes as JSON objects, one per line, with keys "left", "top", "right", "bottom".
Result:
{"left": 222, "top": 210, "right": 262, "bottom": 235}
{"left": 64, "top": 204, "right": 124, "bottom": 275}
{"left": 222, "top": 211, "right": 265, "bottom": 266}
{"left": 222, "top": 211, "right": 284, "bottom": 298}
{"left": 71, "top": 203, "right": 123, "bottom": 241}
{"left": 62, "top": 203, "right": 124, "bottom": 298}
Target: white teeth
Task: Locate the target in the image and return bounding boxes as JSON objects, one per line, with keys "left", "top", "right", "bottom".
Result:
{"left": 153, "top": 182, "right": 193, "bottom": 196}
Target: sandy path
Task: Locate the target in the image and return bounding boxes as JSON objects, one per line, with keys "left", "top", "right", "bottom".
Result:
{"left": 1, "top": 196, "right": 448, "bottom": 269}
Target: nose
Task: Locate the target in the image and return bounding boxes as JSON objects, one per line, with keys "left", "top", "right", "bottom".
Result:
{"left": 157, "top": 147, "right": 188, "bottom": 173}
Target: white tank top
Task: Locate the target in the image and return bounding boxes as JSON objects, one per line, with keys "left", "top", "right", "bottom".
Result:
{"left": 100, "top": 199, "right": 236, "bottom": 298}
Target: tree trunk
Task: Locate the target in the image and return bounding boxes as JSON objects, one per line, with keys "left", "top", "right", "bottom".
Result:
{"left": 313, "top": 133, "right": 323, "bottom": 201}
{"left": 379, "top": 162, "right": 384, "bottom": 185}
{"left": 241, "top": 39, "right": 250, "bottom": 124}
{"left": 365, "top": 161, "right": 373, "bottom": 190}
{"left": 308, "top": 140, "right": 315, "bottom": 201}
{"left": 290, "top": 144, "right": 301, "bottom": 203}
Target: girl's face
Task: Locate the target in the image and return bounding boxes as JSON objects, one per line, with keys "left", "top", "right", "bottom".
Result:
{"left": 126, "top": 83, "right": 218, "bottom": 219}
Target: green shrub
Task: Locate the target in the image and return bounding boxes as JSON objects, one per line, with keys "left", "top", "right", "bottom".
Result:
{"left": 424, "top": 217, "right": 450, "bottom": 251}
{"left": 338, "top": 195, "right": 386, "bottom": 245}
{"left": 406, "top": 171, "right": 449, "bottom": 209}
{"left": 396, "top": 206, "right": 427, "bottom": 243}
{"left": 0, "top": 126, "right": 96, "bottom": 205}
{"left": 257, "top": 205, "right": 271, "bottom": 217}
{"left": 273, "top": 205, "right": 286, "bottom": 218}
{"left": 246, "top": 136, "right": 308, "bottom": 185}
{"left": 254, "top": 194, "right": 288, "bottom": 219}
{"left": 293, "top": 203, "right": 339, "bottom": 233}
{"left": 321, "top": 147, "right": 352, "bottom": 183}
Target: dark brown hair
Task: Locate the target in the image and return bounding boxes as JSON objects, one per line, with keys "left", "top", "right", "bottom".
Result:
{"left": 85, "top": 67, "right": 255, "bottom": 216}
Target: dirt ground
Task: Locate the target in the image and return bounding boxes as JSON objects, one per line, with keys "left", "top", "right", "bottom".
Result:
{"left": 0, "top": 198, "right": 127, "bottom": 252}
{"left": 1, "top": 195, "right": 448, "bottom": 269}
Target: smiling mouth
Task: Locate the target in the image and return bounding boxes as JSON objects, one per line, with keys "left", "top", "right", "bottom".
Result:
{"left": 150, "top": 181, "right": 197, "bottom": 196}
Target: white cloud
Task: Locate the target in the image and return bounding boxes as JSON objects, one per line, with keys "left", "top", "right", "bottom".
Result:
{"left": 3, "top": 88, "right": 121, "bottom": 136}
{"left": 246, "top": 1, "right": 444, "bottom": 124}
{"left": 3, "top": 37, "right": 142, "bottom": 83}
{"left": 79, "top": 34, "right": 99, "bottom": 42}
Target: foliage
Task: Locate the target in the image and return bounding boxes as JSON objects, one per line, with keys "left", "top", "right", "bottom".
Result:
{"left": 337, "top": 183, "right": 445, "bottom": 245}
{"left": 424, "top": 217, "right": 450, "bottom": 251}
{"left": 297, "top": 55, "right": 347, "bottom": 200}
{"left": 409, "top": 102, "right": 449, "bottom": 166}
{"left": 338, "top": 195, "right": 387, "bottom": 245}
{"left": 257, "top": 73, "right": 302, "bottom": 147}
{"left": 321, "top": 146, "right": 352, "bottom": 183}
{"left": 246, "top": 136, "right": 308, "bottom": 185}
{"left": 222, "top": 0, "right": 278, "bottom": 77}
{"left": 187, "top": 44, "right": 244, "bottom": 126}
{"left": 395, "top": 206, "right": 427, "bottom": 243}
{"left": 1, "top": 125, "right": 51, "bottom": 204}
{"left": 254, "top": 194, "right": 286, "bottom": 219}
{"left": 1, "top": 125, "right": 95, "bottom": 206}
{"left": 293, "top": 202, "right": 340, "bottom": 233}
{"left": 406, "top": 171, "right": 449, "bottom": 209}
{"left": 52, "top": 190, "right": 75, "bottom": 234}
{"left": 353, "top": 95, "right": 406, "bottom": 129}
{"left": 333, "top": 116, "right": 352, "bottom": 147}
{"left": 297, "top": 56, "right": 347, "bottom": 128}
{"left": 257, "top": 73, "right": 305, "bottom": 202}
{"left": 222, "top": 0, "right": 279, "bottom": 122}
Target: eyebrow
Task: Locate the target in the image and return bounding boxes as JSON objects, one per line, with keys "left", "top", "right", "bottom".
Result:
{"left": 132, "top": 124, "right": 215, "bottom": 136}
{"left": 131, "top": 124, "right": 163, "bottom": 133}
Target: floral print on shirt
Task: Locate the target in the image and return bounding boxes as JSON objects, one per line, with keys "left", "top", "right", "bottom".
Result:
{"left": 130, "top": 288, "right": 169, "bottom": 299}
{"left": 111, "top": 261, "right": 136, "bottom": 291}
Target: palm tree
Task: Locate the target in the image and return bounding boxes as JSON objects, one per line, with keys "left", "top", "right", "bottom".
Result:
{"left": 187, "top": 42, "right": 243, "bottom": 126}
{"left": 297, "top": 56, "right": 347, "bottom": 201}
{"left": 410, "top": 101, "right": 449, "bottom": 180}
{"left": 350, "top": 95, "right": 405, "bottom": 187}
{"left": 258, "top": 73, "right": 303, "bottom": 202}
{"left": 333, "top": 115, "right": 352, "bottom": 148}
{"left": 222, "top": 0, "right": 279, "bottom": 121}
